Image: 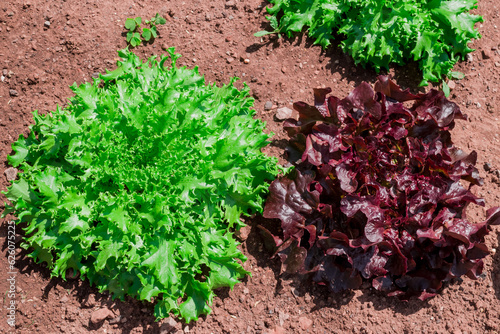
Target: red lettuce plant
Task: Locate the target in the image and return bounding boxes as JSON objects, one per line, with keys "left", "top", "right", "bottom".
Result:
{"left": 263, "top": 76, "right": 500, "bottom": 300}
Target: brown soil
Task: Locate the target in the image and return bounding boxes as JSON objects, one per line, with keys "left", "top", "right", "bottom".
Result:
{"left": 1, "top": 0, "right": 500, "bottom": 333}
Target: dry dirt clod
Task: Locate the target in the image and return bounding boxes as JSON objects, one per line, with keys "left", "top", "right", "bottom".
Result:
{"left": 298, "top": 316, "right": 313, "bottom": 330}
{"left": 268, "top": 326, "right": 286, "bottom": 334}
{"left": 278, "top": 311, "right": 289, "bottom": 326}
{"left": 9, "top": 89, "right": 18, "bottom": 97}
{"left": 82, "top": 293, "right": 96, "bottom": 308}
{"left": 225, "top": 0, "right": 236, "bottom": 9}
{"left": 4, "top": 167, "right": 18, "bottom": 181}
{"left": 90, "top": 307, "right": 114, "bottom": 325}
{"left": 59, "top": 295, "right": 69, "bottom": 303}
{"left": 482, "top": 49, "right": 492, "bottom": 59}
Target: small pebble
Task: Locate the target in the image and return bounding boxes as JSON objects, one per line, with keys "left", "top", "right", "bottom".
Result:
{"left": 226, "top": 57, "right": 234, "bottom": 64}
{"left": 4, "top": 167, "right": 18, "bottom": 181}
{"left": 298, "top": 316, "right": 313, "bottom": 330}
{"left": 466, "top": 54, "right": 473, "bottom": 62}
{"left": 9, "top": 89, "right": 18, "bottom": 97}
{"left": 275, "top": 107, "right": 292, "bottom": 120}
{"left": 44, "top": 21, "right": 50, "bottom": 28}
{"left": 244, "top": 58, "right": 250, "bottom": 64}
{"left": 264, "top": 101, "right": 273, "bottom": 110}
{"left": 484, "top": 163, "right": 492, "bottom": 172}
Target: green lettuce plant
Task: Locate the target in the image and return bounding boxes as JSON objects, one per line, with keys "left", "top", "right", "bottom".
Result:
{"left": 256, "top": 0, "right": 482, "bottom": 87}
{"left": 2, "top": 48, "right": 280, "bottom": 322}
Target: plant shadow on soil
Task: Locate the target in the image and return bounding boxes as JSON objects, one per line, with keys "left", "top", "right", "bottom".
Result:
{"left": 247, "top": 23, "right": 434, "bottom": 95}
{"left": 245, "top": 215, "right": 479, "bottom": 317}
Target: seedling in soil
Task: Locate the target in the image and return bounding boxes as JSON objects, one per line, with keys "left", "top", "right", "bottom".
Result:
{"left": 125, "top": 13, "right": 166, "bottom": 47}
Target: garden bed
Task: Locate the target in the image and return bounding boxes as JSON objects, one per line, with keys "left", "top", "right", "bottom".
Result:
{"left": 1, "top": 0, "right": 499, "bottom": 333}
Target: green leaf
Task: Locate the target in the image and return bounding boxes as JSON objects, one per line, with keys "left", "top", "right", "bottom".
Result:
{"left": 131, "top": 33, "right": 141, "bottom": 47}
{"left": 102, "top": 205, "right": 130, "bottom": 232}
{"left": 4, "top": 179, "right": 31, "bottom": 203}
{"left": 207, "top": 257, "right": 249, "bottom": 290}
{"left": 59, "top": 213, "right": 90, "bottom": 233}
{"left": 126, "top": 31, "right": 134, "bottom": 42}
{"left": 95, "top": 240, "right": 122, "bottom": 271}
{"left": 254, "top": 30, "right": 274, "bottom": 37}
{"left": 134, "top": 17, "right": 142, "bottom": 26}
{"left": 178, "top": 281, "right": 213, "bottom": 323}
{"left": 151, "top": 25, "right": 158, "bottom": 38}
{"left": 450, "top": 71, "right": 465, "bottom": 80}
{"left": 157, "top": 14, "right": 167, "bottom": 25}
{"left": 7, "top": 134, "right": 29, "bottom": 167}
{"left": 142, "top": 28, "right": 152, "bottom": 41}
{"left": 142, "top": 239, "right": 178, "bottom": 287}
{"left": 124, "top": 18, "right": 136, "bottom": 31}
{"left": 442, "top": 80, "right": 450, "bottom": 97}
